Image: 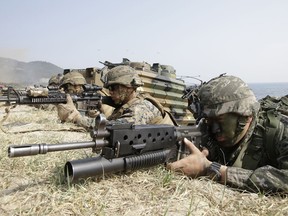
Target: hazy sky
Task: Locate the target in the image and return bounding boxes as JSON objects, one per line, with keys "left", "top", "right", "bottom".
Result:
{"left": 1, "top": 0, "right": 288, "bottom": 83}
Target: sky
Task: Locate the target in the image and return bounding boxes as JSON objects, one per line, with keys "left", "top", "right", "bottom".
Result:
{"left": 1, "top": 0, "right": 288, "bottom": 84}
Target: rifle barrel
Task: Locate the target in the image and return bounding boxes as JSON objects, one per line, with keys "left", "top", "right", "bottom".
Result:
{"left": 0, "top": 96, "right": 17, "bottom": 103}
{"left": 8, "top": 141, "right": 97, "bottom": 157}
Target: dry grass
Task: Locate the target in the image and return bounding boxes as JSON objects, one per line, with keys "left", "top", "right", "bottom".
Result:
{"left": 0, "top": 104, "right": 287, "bottom": 216}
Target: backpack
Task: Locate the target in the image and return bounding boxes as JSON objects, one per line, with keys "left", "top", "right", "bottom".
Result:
{"left": 242, "top": 95, "right": 288, "bottom": 169}
{"left": 259, "top": 95, "right": 288, "bottom": 117}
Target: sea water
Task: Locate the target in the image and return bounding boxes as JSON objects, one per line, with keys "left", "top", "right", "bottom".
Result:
{"left": 248, "top": 82, "right": 288, "bottom": 100}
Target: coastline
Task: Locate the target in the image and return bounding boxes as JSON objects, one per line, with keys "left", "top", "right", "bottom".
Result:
{"left": 248, "top": 82, "right": 288, "bottom": 99}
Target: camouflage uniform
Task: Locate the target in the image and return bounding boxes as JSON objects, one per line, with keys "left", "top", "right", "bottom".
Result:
{"left": 75, "top": 66, "right": 176, "bottom": 129}
{"left": 106, "top": 93, "right": 174, "bottom": 124}
{"left": 34, "top": 74, "right": 64, "bottom": 110}
{"left": 48, "top": 73, "right": 63, "bottom": 87}
{"left": 59, "top": 71, "right": 86, "bottom": 93}
{"left": 197, "top": 75, "right": 288, "bottom": 193}
{"left": 59, "top": 71, "right": 97, "bottom": 116}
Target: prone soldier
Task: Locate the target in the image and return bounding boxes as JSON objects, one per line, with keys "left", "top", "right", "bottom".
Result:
{"left": 167, "top": 75, "right": 288, "bottom": 194}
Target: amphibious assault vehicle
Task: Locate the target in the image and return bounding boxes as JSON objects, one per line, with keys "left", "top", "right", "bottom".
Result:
{"left": 63, "top": 58, "right": 195, "bottom": 126}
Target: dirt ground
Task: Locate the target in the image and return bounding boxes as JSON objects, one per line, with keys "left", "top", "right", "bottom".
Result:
{"left": 0, "top": 104, "right": 287, "bottom": 216}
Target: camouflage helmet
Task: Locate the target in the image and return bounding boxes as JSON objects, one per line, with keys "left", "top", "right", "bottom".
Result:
{"left": 60, "top": 71, "right": 86, "bottom": 87}
{"left": 103, "top": 65, "right": 143, "bottom": 88}
{"left": 48, "top": 74, "right": 63, "bottom": 86}
{"left": 197, "top": 75, "right": 260, "bottom": 117}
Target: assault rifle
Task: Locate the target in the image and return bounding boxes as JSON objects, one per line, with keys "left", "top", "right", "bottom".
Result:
{"left": 8, "top": 114, "right": 202, "bottom": 182}
{"left": 0, "top": 84, "right": 113, "bottom": 113}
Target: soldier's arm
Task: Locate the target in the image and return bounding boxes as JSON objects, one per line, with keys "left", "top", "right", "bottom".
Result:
{"left": 110, "top": 101, "right": 161, "bottom": 125}
{"left": 225, "top": 126, "right": 288, "bottom": 194}
{"left": 225, "top": 165, "right": 288, "bottom": 194}
{"left": 73, "top": 115, "right": 95, "bottom": 130}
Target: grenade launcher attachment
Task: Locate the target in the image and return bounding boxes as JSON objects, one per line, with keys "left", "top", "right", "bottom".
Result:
{"left": 8, "top": 114, "right": 202, "bottom": 182}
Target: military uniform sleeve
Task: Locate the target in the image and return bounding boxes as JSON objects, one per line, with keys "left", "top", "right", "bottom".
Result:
{"left": 226, "top": 124, "right": 288, "bottom": 194}
{"left": 74, "top": 115, "right": 95, "bottom": 131}
{"left": 226, "top": 166, "right": 288, "bottom": 193}
{"left": 114, "top": 100, "right": 161, "bottom": 125}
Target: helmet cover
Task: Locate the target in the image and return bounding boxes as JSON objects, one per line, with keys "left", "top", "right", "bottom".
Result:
{"left": 198, "top": 75, "right": 260, "bottom": 117}
{"left": 103, "top": 65, "right": 143, "bottom": 88}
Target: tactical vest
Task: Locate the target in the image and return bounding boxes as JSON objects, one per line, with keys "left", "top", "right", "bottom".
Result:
{"left": 108, "top": 93, "right": 177, "bottom": 126}
{"left": 235, "top": 96, "right": 288, "bottom": 169}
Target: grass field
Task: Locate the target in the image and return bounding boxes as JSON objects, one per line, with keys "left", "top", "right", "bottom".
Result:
{"left": 0, "top": 104, "right": 287, "bottom": 215}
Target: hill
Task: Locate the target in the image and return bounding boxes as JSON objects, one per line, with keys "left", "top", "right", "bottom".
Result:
{"left": 0, "top": 57, "right": 63, "bottom": 85}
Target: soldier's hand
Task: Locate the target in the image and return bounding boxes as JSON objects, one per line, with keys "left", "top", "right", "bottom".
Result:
{"left": 87, "top": 110, "right": 100, "bottom": 118}
{"left": 166, "top": 138, "right": 212, "bottom": 178}
{"left": 56, "top": 94, "right": 80, "bottom": 122}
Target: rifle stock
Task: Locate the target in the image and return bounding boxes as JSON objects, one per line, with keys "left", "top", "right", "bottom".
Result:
{"left": 8, "top": 114, "right": 202, "bottom": 182}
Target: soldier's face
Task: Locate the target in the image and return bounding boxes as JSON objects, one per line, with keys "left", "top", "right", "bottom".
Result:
{"left": 207, "top": 113, "right": 242, "bottom": 147}
{"left": 109, "top": 84, "right": 133, "bottom": 105}
{"left": 66, "top": 84, "right": 83, "bottom": 94}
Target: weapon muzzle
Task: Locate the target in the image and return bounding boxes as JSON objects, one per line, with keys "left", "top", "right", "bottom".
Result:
{"left": 8, "top": 144, "right": 49, "bottom": 157}
{"left": 8, "top": 141, "right": 96, "bottom": 157}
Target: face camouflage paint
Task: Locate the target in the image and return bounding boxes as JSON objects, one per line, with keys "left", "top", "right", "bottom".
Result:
{"left": 207, "top": 113, "right": 247, "bottom": 147}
